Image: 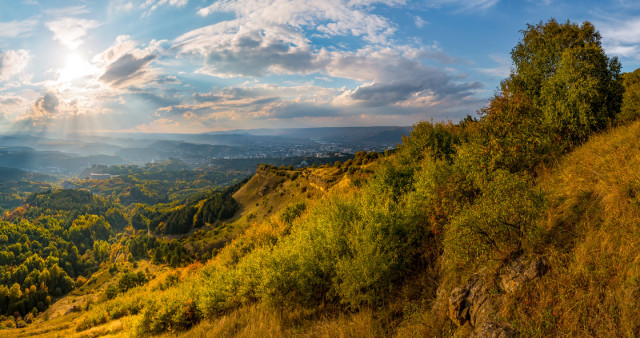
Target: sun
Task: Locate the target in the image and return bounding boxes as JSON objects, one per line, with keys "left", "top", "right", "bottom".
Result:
{"left": 59, "top": 52, "right": 95, "bottom": 83}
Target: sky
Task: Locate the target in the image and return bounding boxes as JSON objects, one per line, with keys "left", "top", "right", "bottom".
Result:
{"left": 0, "top": 0, "right": 639, "bottom": 135}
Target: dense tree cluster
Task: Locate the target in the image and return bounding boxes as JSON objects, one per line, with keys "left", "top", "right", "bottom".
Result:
{"left": 75, "top": 161, "right": 248, "bottom": 205}
{"left": 148, "top": 181, "right": 245, "bottom": 235}
{"left": 0, "top": 167, "right": 54, "bottom": 213}
{"left": 479, "top": 19, "right": 623, "bottom": 173}
{"left": 0, "top": 190, "right": 125, "bottom": 317}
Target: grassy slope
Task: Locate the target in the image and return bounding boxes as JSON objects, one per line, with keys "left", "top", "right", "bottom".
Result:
{"left": 186, "top": 120, "right": 640, "bottom": 337}
{"left": 5, "top": 260, "right": 168, "bottom": 338}
{"left": 418, "top": 120, "right": 640, "bottom": 337}
{"left": 507, "top": 120, "right": 640, "bottom": 336}
{"left": 11, "top": 119, "right": 640, "bottom": 336}
{"left": 178, "top": 166, "right": 331, "bottom": 259}
{"left": 7, "top": 164, "right": 356, "bottom": 337}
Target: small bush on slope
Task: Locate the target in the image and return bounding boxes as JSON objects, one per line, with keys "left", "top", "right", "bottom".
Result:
{"left": 444, "top": 170, "right": 546, "bottom": 272}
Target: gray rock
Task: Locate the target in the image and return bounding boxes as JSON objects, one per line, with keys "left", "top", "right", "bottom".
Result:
{"left": 449, "top": 286, "right": 470, "bottom": 326}
{"left": 448, "top": 274, "right": 496, "bottom": 328}
{"left": 448, "top": 256, "right": 549, "bottom": 336}
{"left": 500, "top": 256, "right": 549, "bottom": 294}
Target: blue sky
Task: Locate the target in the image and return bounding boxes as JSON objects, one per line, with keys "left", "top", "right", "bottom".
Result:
{"left": 0, "top": 0, "right": 638, "bottom": 134}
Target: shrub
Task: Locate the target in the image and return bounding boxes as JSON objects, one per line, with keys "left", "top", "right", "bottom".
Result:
{"left": 105, "top": 285, "right": 118, "bottom": 300}
{"left": 444, "top": 170, "right": 545, "bottom": 270}
{"left": 618, "top": 68, "right": 640, "bottom": 124}
{"left": 137, "top": 288, "right": 202, "bottom": 334}
{"left": 1, "top": 319, "right": 15, "bottom": 328}
{"left": 279, "top": 203, "right": 306, "bottom": 226}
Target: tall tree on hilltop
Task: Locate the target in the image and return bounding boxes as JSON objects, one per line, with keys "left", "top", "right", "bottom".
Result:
{"left": 508, "top": 19, "right": 623, "bottom": 143}
{"left": 475, "top": 19, "right": 624, "bottom": 173}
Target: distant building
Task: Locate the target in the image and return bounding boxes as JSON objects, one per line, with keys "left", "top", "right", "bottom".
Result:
{"left": 299, "top": 161, "right": 309, "bottom": 167}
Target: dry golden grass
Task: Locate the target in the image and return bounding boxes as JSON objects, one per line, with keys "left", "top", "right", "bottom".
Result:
{"left": 506, "top": 120, "right": 640, "bottom": 336}
{"left": 164, "top": 304, "right": 390, "bottom": 338}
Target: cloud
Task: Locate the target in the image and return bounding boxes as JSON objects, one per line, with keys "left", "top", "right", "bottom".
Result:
{"left": 476, "top": 54, "right": 511, "bottom": 78}
{"left": 194, "top": 0, "right": 400, "bottom": 44}
{"left": 176, "top": 21, "right": 328, "bottom": 77}
{"left": 0, "top": 50, "right": 31, "bottom": 81}
{"left": 46, "top": 17, "right": 99, "bottom": 49}
{"left": 261, "top": 101, "right": 338, "bottom": 119}
{"left": 159, "top": 83, "right": 340, "bottom": 122}
{"left": 99, "top": 53, "right": 156, "bottom": 87}
{"left": 141, "top": 0, "right": 189, "bottom": 16}
{"left": 0, "top": 97, "right": 22, "bottom": 106}
{"left": 33, "top": 91, "right": 59, "bottom": 116}
{"left": 194, "top": 93, "right": 223, "bottom": 103}
{"left": 171, "top": 0, "right": 484, "bottom": 119}
{"left": 44, "top": 5, "right": 91, "bottom": 17}
{"left": 433, "top": 0, "right": 500, "bottom": 11}
{"left": 325, "top": 47, "right": 481, "bottom": 107}
{"left": 95, "top": 35, "right": 164, "bottom": 88}
{"left": 0, "top": 18, "right": 39, "bottom": 38}
{"left": 414, "top": 16, "right": 427, "bottom": 28}
{"left": 343, "top": 79, "right": 481, "bottom": 107}
{"left": 598, "top": 17, "right": 640, "bottom": 60}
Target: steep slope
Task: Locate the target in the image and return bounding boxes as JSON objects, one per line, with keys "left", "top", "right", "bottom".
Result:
{"left": 2, "top": 154, "right": 380, "bottom": 336}
{"left": 506, "top": 120, "right": 640, "bottom": 336}
{"left": 420, "top": 120, "right": 640, "bottom": 337}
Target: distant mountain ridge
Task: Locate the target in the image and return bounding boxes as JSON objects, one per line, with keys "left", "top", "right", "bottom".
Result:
{"left": 0, "top": 126, "right": 411, "bottom": 173}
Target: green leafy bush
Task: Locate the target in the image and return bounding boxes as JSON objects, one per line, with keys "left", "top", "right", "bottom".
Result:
{"left": 444, "top": 170, "right": 545, "bottom": 269}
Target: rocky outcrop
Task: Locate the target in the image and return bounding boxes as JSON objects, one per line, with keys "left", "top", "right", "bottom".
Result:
{"left": 500, "top": 256, "right": 549, "bottom": 294}
{"left": 448, "top": 256, "right": 549, "bottom": 337}
{"left": 448, "top": 274, "right": 497, "bottom": 328}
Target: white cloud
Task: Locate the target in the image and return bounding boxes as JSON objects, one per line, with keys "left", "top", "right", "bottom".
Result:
{"left": 476, "top": 54, "right": 511, "bottom": 78}
{"left": 175, "top": 0, "right": 410, "bottom": 79}
{"left": 0, "top": 18, "right": 39, "bottom": 38}
{"left": 141, "top": 0, "right": 189, "bottom": 16}
{"left": 44, "top": 5, "right": 91, "bottom": 17}
{"left": 195, "top": 0, "right": 400, "bottom": 44}
{"left": 176, "top": 22, "right": 327, "bottom": 77}
{"left": 598, "top": 17, "right": 640, "bottom": 60}
{"left": 46, "top": 17, "right": 99, "bottom": 50}
{"left": 173, "top": 0, "right": 481, "bottom": 115}
{"left": 427, "top": 0, "right": 499, "bottom": 11}
{"left": 600, "top": 17, "right": 640, "bottom": 45}
{"left": 0, "top": 50, "right": 32, "bottom": 81}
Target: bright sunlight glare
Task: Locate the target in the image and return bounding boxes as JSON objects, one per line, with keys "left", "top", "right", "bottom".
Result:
{"left": 59, "top": 53, "right": 95, "bottom": 83}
